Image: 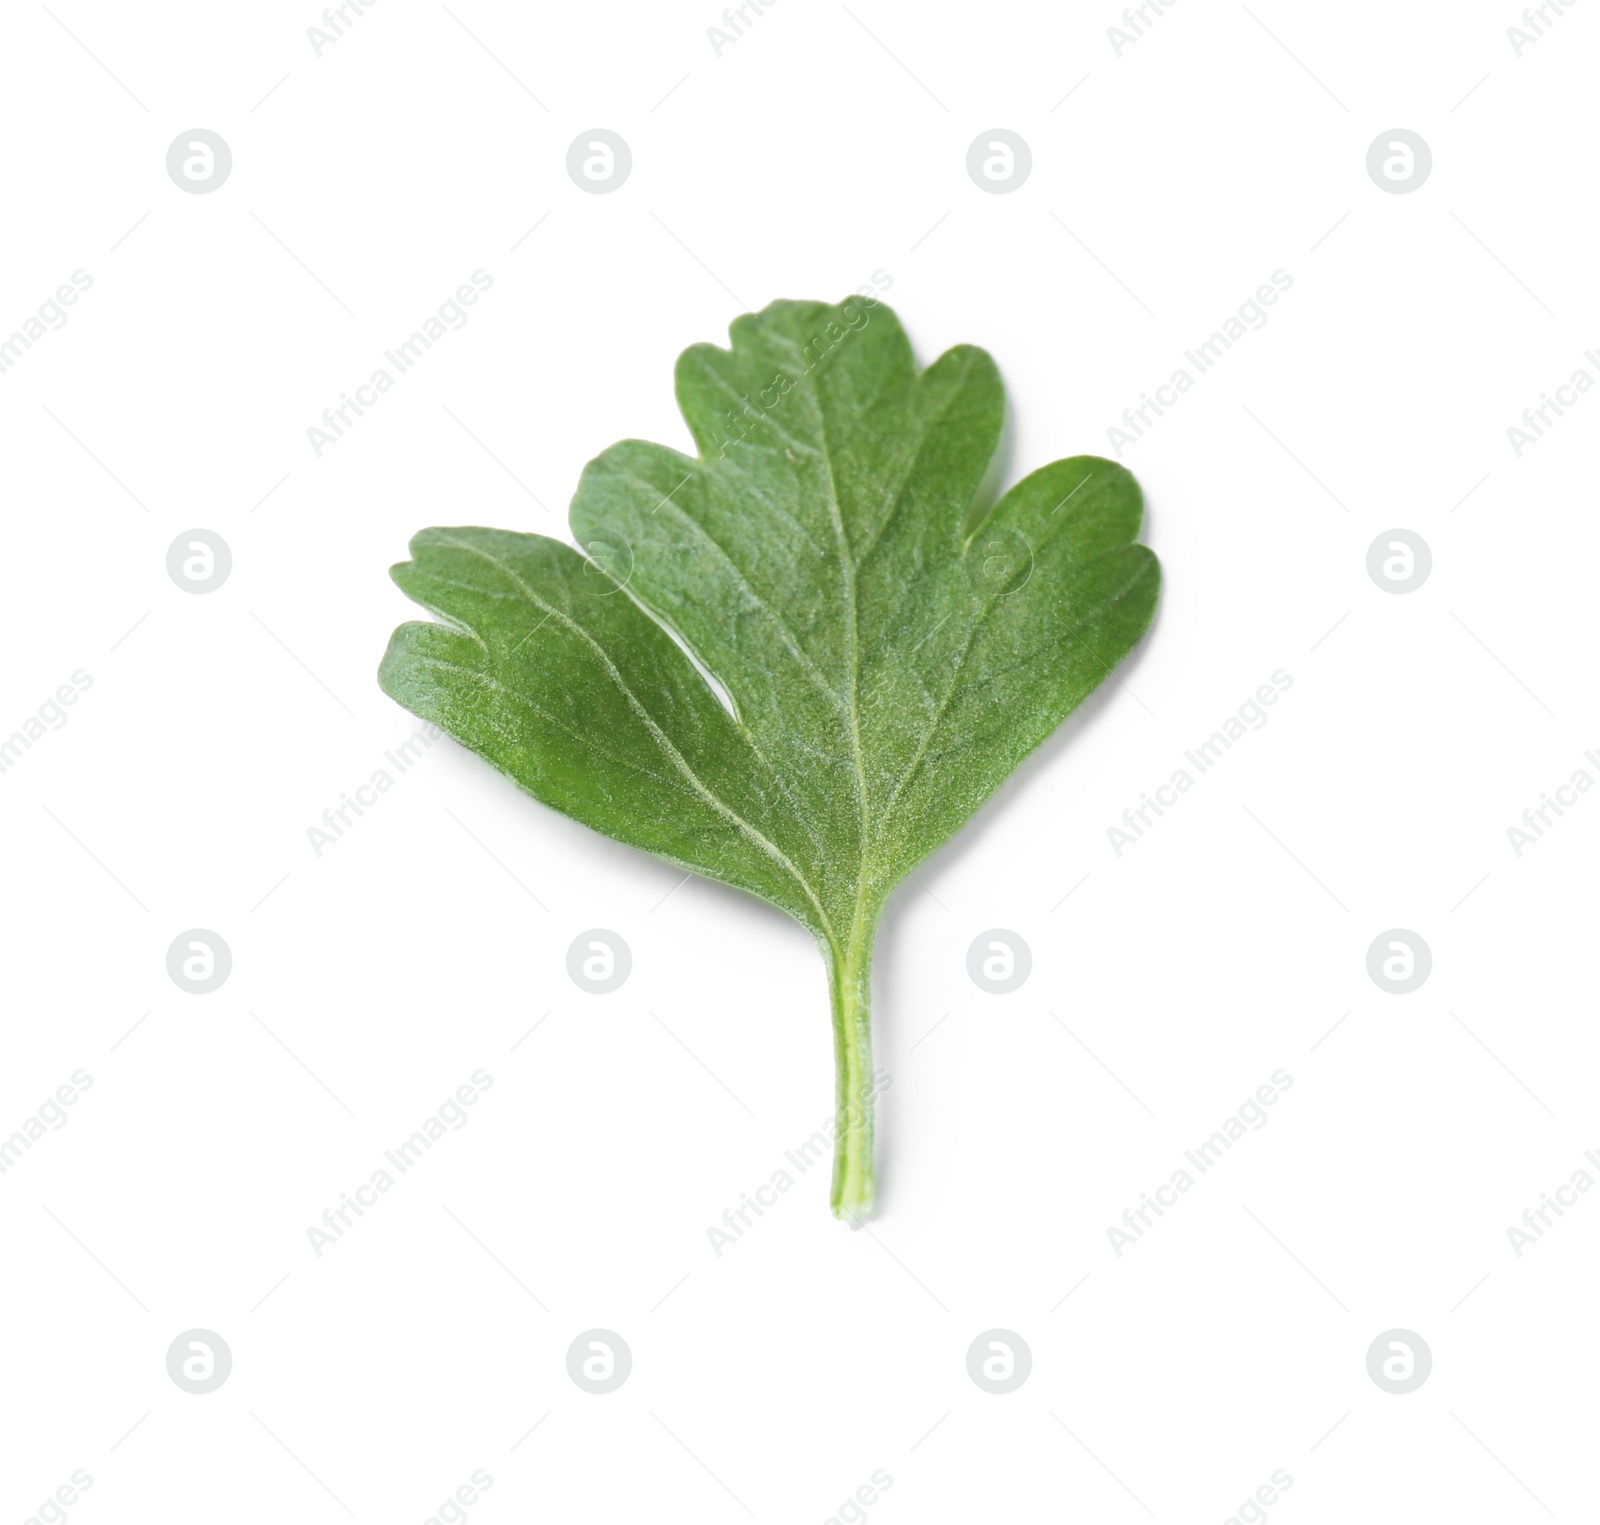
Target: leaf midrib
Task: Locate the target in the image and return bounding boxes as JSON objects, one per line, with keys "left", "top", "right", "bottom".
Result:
{"left": 715, "top": 337, "right": 999, "bottom": 924}
{"left": 799, "top": 344, "right": 986, "bottom": 897}
{"left": 810, "top": 377, "right": 873, "bottom": 903}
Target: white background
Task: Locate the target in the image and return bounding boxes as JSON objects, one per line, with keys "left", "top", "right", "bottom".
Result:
{"left": 2, "top": 1, "right": 1596, "bottom": 1520}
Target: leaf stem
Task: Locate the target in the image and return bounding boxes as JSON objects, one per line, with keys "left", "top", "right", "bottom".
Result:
{"left": 827, "top": 916, "right": 877, "bottom": 1218}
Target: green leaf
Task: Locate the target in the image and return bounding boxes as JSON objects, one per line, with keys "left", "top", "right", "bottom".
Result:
{"left": 379, "top": 296, "right": 1160, "bottom": 1217}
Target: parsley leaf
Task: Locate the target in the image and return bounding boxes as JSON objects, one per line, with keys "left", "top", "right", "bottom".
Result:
{"left": 380, "top": 297, "right": 1159, "bottom": 1216}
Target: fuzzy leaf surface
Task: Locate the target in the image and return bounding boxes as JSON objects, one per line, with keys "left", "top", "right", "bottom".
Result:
{"left": 379, "top": 298, "right": 1159, "bottom": 950}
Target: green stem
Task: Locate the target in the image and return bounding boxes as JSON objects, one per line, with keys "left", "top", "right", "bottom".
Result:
{"left": 827, "top": 917, "right": 877, "bottom": 1219}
